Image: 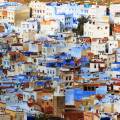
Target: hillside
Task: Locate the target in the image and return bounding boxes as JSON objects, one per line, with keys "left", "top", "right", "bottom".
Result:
{"left": 7, "top": 0, "right": 120, "bottom": 4}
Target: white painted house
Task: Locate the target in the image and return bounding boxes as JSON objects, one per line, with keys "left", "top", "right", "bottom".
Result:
{"left": 40, "top": 19, "right": 61, "bottom": 35}
{"left": 116, "top": 48, "right": 120, "bottom": 62}
{"left": 21, "top": 18, "right": 40, "bottom": 33}
{"left": 84, "top": 16, "right": 110, "bottom": 38}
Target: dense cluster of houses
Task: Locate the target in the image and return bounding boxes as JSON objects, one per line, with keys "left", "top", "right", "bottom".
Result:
{"left": 1, "top": 0, "right": 120, "bottom": 120}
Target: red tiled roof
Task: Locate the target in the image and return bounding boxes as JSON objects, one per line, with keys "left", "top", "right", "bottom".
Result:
{"left": 114, "top": 24, "right": 120, "bottom": 33}
{"left": 0, "top": 86, "right": 14, "bottom": 89}
{"left": 9, "top": 51, "right": 19, "bottom": 55}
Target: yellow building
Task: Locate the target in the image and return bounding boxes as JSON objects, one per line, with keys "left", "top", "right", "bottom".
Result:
{"left": 0, "top": 114, "right": 11, "bottom": 120}
{"left": 0, "top": 102, "right": 25, "bottom": 120}
{"left": 6, "top": 4, "right": 30, "bottom": 26}
{"left": 0, "top": 8, "right": 7, "bottom": 19}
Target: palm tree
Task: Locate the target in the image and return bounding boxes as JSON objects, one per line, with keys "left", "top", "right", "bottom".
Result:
{"left": 72, "top": 16, "right": 90, "bottom": 36}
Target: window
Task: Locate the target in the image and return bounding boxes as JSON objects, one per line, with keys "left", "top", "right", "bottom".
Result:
{"left": 69, "top": 76, "right": 71, "bottom": 80}
{"left": 91, "top": 87, "right": 94, "bottom": 91}
{"left": 97, "top": 27, "right": 100, "bottom": 29}
{"left": 94, "top": 64, "right": 96, "bottom": 68}
{"left": 105, "top": 26, "right": 108, "bottom": 29}
{"left": 88, "top": 87, "right": 91, "bottom": 91}
{"left": 89, "top": 21, "right": 92, "bottom": 24}
{"left": 65, "top": 83, "right": 68, "bottom": 86}
{"left": 84, "top": 86, "right": 87, "bottom": 91}
{"left": 34, "top": 59, "right": 36, "bottom": 62}
{"left": 117, "top": 75, "right": 120, "bottom": 78}
{"left": 70, "top": 82, "right": 72, "bottom": 86}
{"left": 4, "top": 61, "right": 6, "bottom": 65}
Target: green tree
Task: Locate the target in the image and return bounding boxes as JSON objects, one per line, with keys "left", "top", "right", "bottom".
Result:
{"left": 35, "top": 114, "right": 47, "bottom": 120}
{"left": 35, "top": 114, "right": 64, "bottom": 120}
{"left": 93, "top": 0, "right": 102, "bottom": 5}
{"left": 72, "top": 16, "right": 90, "bottom": 36}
